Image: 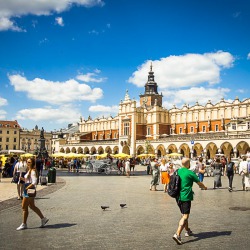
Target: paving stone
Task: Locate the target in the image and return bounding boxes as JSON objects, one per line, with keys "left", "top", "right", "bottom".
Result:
{"left": 0, "top": 167, "right": 249, "bottom": 250}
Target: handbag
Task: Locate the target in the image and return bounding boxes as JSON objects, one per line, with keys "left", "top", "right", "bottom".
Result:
{"left": 11, "top": 172, "right": 19, "bottom": 184}
{"left": 27, "top": 188, "right": 36, "bottom": 197}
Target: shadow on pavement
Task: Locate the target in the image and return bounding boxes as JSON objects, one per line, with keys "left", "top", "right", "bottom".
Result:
{"left": 185, "top": 231, "right": 232, "bottom": 244}
{"left": 42, "top": 223, "right": 77, "bottom": 229}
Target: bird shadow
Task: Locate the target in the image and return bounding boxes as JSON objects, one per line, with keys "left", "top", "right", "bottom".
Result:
{"left": 184, "top": 231, "right": 232, "bottom": 244}
{"left": 38, "top": 223, "right": 77, "bottom": 229}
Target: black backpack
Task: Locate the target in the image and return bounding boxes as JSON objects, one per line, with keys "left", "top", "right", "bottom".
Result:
{"left": 227, "top": 162, "right": 234, "bottom": 173}
{"left": 167, "top": 170, "right": 181, "bottom": 198}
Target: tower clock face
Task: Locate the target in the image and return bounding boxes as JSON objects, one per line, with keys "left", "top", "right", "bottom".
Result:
{"left": 144, "top": 96, "right": 148, "bottom": 103}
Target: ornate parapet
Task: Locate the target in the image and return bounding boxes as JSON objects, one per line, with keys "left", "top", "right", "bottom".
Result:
{"left": 136, "top": 131, "right": 250, "bottom": 143}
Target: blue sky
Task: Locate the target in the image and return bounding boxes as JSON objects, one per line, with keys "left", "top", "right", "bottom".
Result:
{"left": 0, "top": 0, "right": 249, "bottom": 132}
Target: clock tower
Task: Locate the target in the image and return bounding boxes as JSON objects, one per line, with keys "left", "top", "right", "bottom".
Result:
{"left": 139, "top": 63, "right": 163, "bottom": 107}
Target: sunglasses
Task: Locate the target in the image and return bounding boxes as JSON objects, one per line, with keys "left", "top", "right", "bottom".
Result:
{"left": 27, "top": 161, "right": 32, "bottom": 163}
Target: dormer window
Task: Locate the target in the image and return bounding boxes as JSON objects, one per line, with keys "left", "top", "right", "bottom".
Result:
{"left": 232, "top": 123, "right": 236, "bottom": 130}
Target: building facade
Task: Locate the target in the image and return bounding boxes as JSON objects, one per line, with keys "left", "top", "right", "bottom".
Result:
{"left": 56, "top": 66, "right": 250, "bottom": 159}
{"left": 0, "top": 120, "right": 21, "bottom": 151}
{"left": 20, "top": 125, "right": 52, "bottom": 155}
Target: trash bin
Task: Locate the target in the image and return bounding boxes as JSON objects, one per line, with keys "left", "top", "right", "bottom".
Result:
{"left": 48, "top": 167, "right": 56, "bottom": 183}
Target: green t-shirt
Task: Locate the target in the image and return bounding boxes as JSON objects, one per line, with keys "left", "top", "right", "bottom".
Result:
{"left": 178, "top": 167, "right": 200, "bottom": 201}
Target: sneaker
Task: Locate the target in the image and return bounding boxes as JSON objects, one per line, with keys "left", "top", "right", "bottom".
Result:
{"left": 185, "top": 229, "right": 193, "bottom": 237}
{"left": 16, "top": 223, "right": 27, "bottom": 231}
{"left": 172, "top": 233, "right": 182, "bottom": 245}
{"left": 41, "top": 217, "right": 49, "bottom": 228}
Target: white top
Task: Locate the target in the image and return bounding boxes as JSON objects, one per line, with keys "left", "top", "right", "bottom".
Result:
{"left": 239, "top": 161, "right": 248, "bottom": 175}
{"left": 15, "top": 161, "right": 27, "bottom": 173}
{"left": 160, "top": 163, "right": 168, "bottom": 172}
{"left": 125, "top": 160, "right": 130, "bottom": 171}
{"left": 24, "top": 170, "right": 37, "bottom": 185}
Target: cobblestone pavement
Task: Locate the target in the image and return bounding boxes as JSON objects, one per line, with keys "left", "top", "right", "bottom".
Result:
{"left": 0, "top": 166, "right": 249, "bottom": 250}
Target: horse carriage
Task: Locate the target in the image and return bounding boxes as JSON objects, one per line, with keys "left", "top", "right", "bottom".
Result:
{"left": 85, "top": 159, "right": 120, "bottom": 175}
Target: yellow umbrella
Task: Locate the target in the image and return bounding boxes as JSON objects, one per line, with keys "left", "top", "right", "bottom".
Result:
{"left": 96, "top": 153, "right": 114, "bottom": 159}
{"left": 64, "top": 153, "right": 85, "bottom": 158}
{"left": 20, "top": 153, "right": 35, "bottom": 158}
{"left": 51, "top": 152, "right": 67, "bottom": 158}
{"left": 137, "top": 153, "right": 155, "bottom": 158}
{"left": 167, "top": 153, "right": 183, "bottom": 157}
{"left": 113, "top": 153, "right": 132, "bottom": 159}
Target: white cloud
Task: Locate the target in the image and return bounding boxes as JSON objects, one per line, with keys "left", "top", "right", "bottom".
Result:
{"left": 8, "top": 74, "right": 103, "bottom": 105}
{"left": 0, "top": 17, "right": 24, "bottom": 31}
{"left": 128, "top": 51, "right": 235, "bottom": 89}
{"left": 55, "top": 17, "right": 64, "bottom": 26}
{"left": 88, "top": 29, "right": 99, "bottom": 35}
{"left": 162, "top": 87, "right": 230, "bottom": 109}
{"left": 233, "top": 12, "right": 241, "bottom": 18}
{"left": 15, "top": 106, "right": 81, "bottom": 123}
{"left": 89, "top": 105, "right": 119, "bottom": 113}
{"left": 0, "top": 110, "right": 7, "bottom": 119}
{"left": 0, "top": 0, "right": 104, "bottom": 31}
{"left": 76, "top": 71, "right": 107, "bottom": 83}
{"left": 247, "top": 53, "right": 250, "bottom": 60}
{"left": 237, "top": 89, "right": 245, "bottom": 93}
{"left": 0, "top": 96, "right": 8, "bottom": 106}
{"left": 0, "top": 97, "right": 7, "bottom": 119}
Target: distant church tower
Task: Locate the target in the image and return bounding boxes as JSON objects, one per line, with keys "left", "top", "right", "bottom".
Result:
{"left": 139, "top": 63, "right": 163, "bottom": 107}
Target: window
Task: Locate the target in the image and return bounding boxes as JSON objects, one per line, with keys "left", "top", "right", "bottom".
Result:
{"left": 124, "top": 122, "right": 130, "bottom": 136}
{"left": 190, "top": 126, "right": 194, "bottom": 133}
{"left": 247, "top": 122, "right": 250, "bottom": 130}
{"left": 170, "top": 128, "right": 174, "bottom": 134}
{"left": 14, "top": 131, "right": 17, "bottom": 134}
{"left": 0, "top": 137, "right": 1, "bottom": 142}
{"left": 202, "top": 126, "right": 206, "bottom": 132}
{"left": 94, "top": 134, "right": 97, "bottom": 140}
{"left": 179, "top": 128, "right": 182, "bottom": 134}
{"left": 215, "top": 124, "right": 219, "bottom": 131}
{"left": 0, "top": 130, "right": 2, "bottom": 134}
{"left": 6, "top": 138, "right": 9, "bottom": 142}
{"left": 5, "top": 145, "right": 9, "bottom": 150}
{"left": 14, "top": 138, "right": 17, "bottom": 142}
{"left": 147, "top": 127, "right": 151, "bottom": 135}
{"left": 13, "top": 145, "right": 16, "bottom": 150}
{"left": 7, "top": 130, "right": 9, "bottom": 134}
{"left": 232, "top": 123, "right": 236, "bottom": 130}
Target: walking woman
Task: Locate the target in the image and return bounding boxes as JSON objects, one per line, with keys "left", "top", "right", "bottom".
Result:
{"left": 160, "top": 158, "right": 170, "bottom": 192}
{"left": 13, "top": 157, "right": 27, "bottom": 200}
{"left": 225, "top": 157, "right": 235, "bottom": 192}
{"left": 213, "top": 158, "right": 223, "bottom": 189}
{"left": 16, "top": 157, "right": 49, "bottom": 231}
{"left": 197, "top": 157, "right": 205, "bottom": 183}
{"left": 150, "top": 159, "right": 160, "bottom": 191}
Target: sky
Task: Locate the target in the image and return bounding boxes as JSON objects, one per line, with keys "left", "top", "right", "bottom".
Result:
{"left": 0, "top": 0, "right": 250, "bottom": 132}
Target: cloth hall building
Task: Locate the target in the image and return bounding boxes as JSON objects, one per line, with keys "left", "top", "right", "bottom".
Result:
{"left": 54, "top": 66, "right": 250, "bottom": 159}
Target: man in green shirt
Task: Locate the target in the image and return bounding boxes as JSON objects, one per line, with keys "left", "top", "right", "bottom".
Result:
{"left": 173, "top": 158, "right": 207, "bottom": 245}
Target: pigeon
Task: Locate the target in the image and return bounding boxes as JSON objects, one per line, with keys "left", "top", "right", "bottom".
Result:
{"left": 101, "top": 206, "right": 109, "bottom": 211}
{"left": 120, "top": 204, "right": 127, "bottom": 208}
